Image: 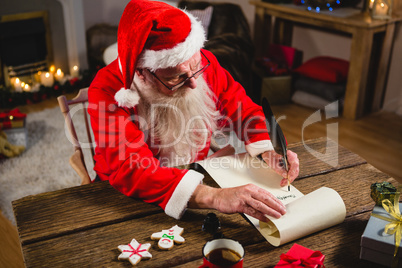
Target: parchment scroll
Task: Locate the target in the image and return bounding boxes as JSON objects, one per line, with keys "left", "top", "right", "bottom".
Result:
{"left": 197, "top": 153, "right": 346, "bottom": 246}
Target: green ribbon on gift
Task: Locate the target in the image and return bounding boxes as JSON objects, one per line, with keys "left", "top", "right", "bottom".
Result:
{"left": 372, "top": 192, "right": 402, "bottom": 268}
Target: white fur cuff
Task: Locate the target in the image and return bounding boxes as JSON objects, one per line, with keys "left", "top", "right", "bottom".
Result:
{"left": 245, "top": 140, "right": 274, "bottom": 157}
{"left": 164, "top": 169, "right": 204, "bottom": 219}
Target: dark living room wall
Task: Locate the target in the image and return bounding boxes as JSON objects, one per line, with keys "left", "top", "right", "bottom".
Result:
{"left": 1, "top": 0, "right": 69, "bottom": 73}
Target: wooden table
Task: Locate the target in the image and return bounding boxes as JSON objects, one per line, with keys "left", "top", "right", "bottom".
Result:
{"left": 250, "top": 1, "right": 402, "bottom": 120}
{"left": 13, "top": 138, "right": 396, "bottom": 267}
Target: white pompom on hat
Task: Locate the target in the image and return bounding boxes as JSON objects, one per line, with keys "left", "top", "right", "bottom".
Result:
{"left": 114, "top": 0, "right": 206, "bottom": 108}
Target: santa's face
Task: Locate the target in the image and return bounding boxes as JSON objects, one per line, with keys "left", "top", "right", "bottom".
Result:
{"left": 132, "top": 52, "right": 221, "bottom": 166}
{"left": 148, "top": 51, "right": 202, "bottom": 96}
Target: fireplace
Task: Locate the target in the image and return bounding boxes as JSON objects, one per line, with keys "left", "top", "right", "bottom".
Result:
{"left": 0, "top": 0, "right": 88, "bottom": 90}
{"left": 0, "top": 11, "right": 53, "bottom": 87}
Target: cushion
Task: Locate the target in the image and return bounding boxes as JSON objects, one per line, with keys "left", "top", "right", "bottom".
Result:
{"left": 293, "top": 56, "right": 349, "bottom": 83}
{"left": 294, "top": 76, "right": 346, "bottom": 101}
{"left": 187, "top": 6, "right": 213, "bottom": 37}
{"left": 291, "top": 90, "right": 343, "bottom": 113}
{"left": 267, "top": 44, "right": 303, "bottom": 70}
{"left": 103, "top": 42, "right": 118, "bottom": 65}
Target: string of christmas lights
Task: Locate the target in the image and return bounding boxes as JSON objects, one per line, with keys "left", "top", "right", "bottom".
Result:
{"left": 303, "top": 0, "right": 342, "bottom": 12}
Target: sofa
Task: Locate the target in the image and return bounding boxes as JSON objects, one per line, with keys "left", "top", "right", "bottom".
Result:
{"left": 178, "top": 1, "right": 255, "bottom": 94}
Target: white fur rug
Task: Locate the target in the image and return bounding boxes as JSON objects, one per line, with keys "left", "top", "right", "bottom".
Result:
{"left": 0, "top": 106, "right": 95, "bottom": 224}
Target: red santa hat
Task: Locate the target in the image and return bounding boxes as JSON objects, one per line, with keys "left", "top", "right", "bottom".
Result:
{"left": 114, "top": 0, "right": 206, "bottom": 108}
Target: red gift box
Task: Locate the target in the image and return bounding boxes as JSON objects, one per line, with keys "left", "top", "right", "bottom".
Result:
{"left": 0, "top": 108, "right": 26, "bottom": 130}
{"left": 275, "top": 243, "right": 325, "bottom": 268}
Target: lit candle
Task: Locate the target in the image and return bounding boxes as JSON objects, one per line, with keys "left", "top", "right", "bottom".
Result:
{"left": 21, "top": 82, "right": 26, "bottom": 92}
{"left": 54, "top": 68, "right": 64, "bottom": 82}
{"left": 70, "top": 65, "right": 80, "bottom": 78}
{"left": 34, "top": 71, "right": 41, "bottom": 83}
{"left": 374, "top": 0, "right": 389, "bottom": 17}
{"left": 23, "top": 83, "right": 31, "bottom": 92}
{"left": 40, "top": 72, "right": 54, "bottom": 87}
{"left": 49, "top": 65, "right": 56, "bottom": 74}
{"left": 10, "top": 77, "right": 17, "bottom": 88}
{"left": 10, "top": 77, "right": 15, "bottom": 85}
{"left": 14, "top": 78, "right": 22, "bottom": 92}
{"left": 369, "top": 0, "right": 375, "bottom": 9}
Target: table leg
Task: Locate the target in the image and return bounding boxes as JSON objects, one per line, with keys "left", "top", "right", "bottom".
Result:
{"left": 273, "top": 18, "right": 293, "bottom": 47}
{"left": 343, "top": 28, "right": 374, "bottom": 120}
{"left": 371, "top": 23, "right": 396, "bottom": 112}
{"left": 254, "top": 7, "right": 272, "bottom": 58}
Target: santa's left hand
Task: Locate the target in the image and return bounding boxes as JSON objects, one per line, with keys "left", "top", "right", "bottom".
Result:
{"left": 260, "top": 150, "right": 299, "bottom": 187}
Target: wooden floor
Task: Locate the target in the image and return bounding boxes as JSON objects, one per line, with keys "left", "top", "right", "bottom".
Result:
{"left": 1, "top": 98, "right": 401, "bottom": 267}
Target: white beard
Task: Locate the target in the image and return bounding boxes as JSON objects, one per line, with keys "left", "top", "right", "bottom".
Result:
{"left": 133, "top": 73, "right": 222, "bottom": 167}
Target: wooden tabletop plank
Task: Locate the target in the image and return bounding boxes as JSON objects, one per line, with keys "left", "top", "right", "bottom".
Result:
{"left": 21, "top": 209, "right": 263, "bottom": 268}
{"left": 12, "top": 181, "right": 163, "bottom": 245}
{"left": 176, "top": 212, "right": 382, "bottom": 268}
{"left": 292, "top": 163, "right": 393, "bottom": 217}
{"left": 288, "top": 138, "right": 367, "bottom": 179}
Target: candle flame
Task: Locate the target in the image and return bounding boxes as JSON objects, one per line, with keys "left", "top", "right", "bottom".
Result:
{"left": 9, "top": 115, "right": 14, "bottom": 120}
{"left": 46, "top": 72, "right": 50, "bottom": 78}
{"left": 15, "top": 78, "right": 20, "bottom": 84}
{"left": 56, "top": 68, "right": 62, "bottom": 75}
{"left": 73, "top": 65, "right": 78, "bottom": 71}
{"left": 49, "top": 65, "right": 55, "bottom": 73}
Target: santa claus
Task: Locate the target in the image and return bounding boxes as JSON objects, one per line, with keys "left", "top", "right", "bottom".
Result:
{"left": 88, "top": 0, "right": 299, "bottom": 222}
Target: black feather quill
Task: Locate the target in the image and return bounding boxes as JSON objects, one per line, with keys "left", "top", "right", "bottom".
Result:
{"left": 261, "top": 97, "right": 290, "bottom": 190}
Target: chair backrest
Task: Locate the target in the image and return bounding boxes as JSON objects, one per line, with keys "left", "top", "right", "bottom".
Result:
{"left": 57, "top": 88, "right": 94, "bottom": 185}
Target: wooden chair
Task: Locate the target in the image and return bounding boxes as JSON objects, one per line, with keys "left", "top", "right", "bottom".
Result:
{"left": 58, "top": 88, "right": 94, "bottom": 185}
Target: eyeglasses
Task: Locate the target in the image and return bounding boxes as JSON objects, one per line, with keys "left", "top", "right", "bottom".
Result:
{"left": 147, "top": 50, "right": 210, "bottom": 91}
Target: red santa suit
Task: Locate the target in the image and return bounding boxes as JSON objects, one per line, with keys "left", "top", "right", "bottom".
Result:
{"left": 88, "top": 0, "right": 274, "bottom": 219}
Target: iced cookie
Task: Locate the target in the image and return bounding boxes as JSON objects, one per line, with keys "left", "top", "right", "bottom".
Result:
{"left": 151, "top": 225, "right": 185, "bottom": 250}
{"left": 117, "top": 239, "right": 152, "bottom": 265}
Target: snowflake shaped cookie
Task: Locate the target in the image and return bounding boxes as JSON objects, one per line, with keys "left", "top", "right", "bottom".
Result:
{"left": 117, "top": 239, "right": 152, "bottom": 265}
{"left": 151, "top": 225, "right": 185, "bottom": 250}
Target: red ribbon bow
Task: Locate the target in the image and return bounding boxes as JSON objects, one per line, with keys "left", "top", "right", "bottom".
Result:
{"left": 0, "top": 108, "right": 26, "bottom": 129}
{"left": 279, "top": 251, "right": 325, "bottom": 268}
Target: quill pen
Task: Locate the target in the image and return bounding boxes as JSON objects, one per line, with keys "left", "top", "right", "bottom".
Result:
{"left": 261, "top": 97, "right": 290, "bottom": 191}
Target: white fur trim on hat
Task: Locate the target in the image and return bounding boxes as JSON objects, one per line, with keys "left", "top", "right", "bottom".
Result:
{"left": 137, "top": 11, "right": 206, "bottom": 71}
{"left": 115, "top": 87, "right": 140, "bottom": 108}
{"left": 164, "top": 169, "right": 204, "bottom": 219}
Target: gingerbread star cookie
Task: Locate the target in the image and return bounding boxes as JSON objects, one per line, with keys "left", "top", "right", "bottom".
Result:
{"left": 151, "top": 225, "right": 185, "bottom": 250}
{"left": 117, "top": 239, "right": 152, "bottom": 265}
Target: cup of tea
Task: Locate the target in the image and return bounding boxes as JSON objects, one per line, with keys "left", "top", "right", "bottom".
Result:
{"left": 199, "top": 238, "right": 244, "bottom": 268}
